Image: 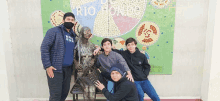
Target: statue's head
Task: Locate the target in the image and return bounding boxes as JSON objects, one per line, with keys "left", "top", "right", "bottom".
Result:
{"left": 79, "top": 27, "right": 92, "bottom": 39}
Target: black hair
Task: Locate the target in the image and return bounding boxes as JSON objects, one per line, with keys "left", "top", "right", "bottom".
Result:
{"left": 125, "top": 37, "right": 137, "bottom": 46}
{"left": 63, "top": 12, "right": 75, "bottom": 20}
{"left": 101, "top": 38, "right": 112, "bottom": 46}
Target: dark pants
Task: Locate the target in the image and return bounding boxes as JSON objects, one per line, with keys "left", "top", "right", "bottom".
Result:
{"left": 134, "top": 79, "right": 160, "bottom": 101}
{"left": 46, "top": 66, "right": 72, "bottom": 101}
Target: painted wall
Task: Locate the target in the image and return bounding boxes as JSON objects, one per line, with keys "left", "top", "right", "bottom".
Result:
{"left": 41, "top": 0, "right": 176, "bottom": 75}
{"left": 5, "top": 0, "right": 209, "bottom": 99}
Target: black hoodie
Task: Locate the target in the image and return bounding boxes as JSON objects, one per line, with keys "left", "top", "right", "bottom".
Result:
{"left": 101, "top": 77, "right": 139, "bottom": 101}
{"left": 113, "top": 48, "right": 151, "bottom": 81}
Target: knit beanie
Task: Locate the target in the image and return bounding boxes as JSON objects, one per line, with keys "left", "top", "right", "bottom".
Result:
{"left": 110, "top": 67, "right": 124, "bottom": 76}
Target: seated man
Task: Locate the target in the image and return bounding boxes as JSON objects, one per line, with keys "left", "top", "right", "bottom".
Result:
{"left": 95, "top": 65, "right": 139, "bottom": 101}
{"left": 95, "top": 38, "right": 134, "bottom": 94}
{"left": 111, "top": 37, "right": 160, "bottom": 101}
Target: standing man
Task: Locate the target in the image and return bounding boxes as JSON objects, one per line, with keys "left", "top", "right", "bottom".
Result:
{"left": 96, "top": 38, "right": 134, "bottom": 95}
{"left": 111, "top": 37, "right": 160, "bottom": 101}
{"left": 41, "top": 12, "right": 76, "bottom": 101}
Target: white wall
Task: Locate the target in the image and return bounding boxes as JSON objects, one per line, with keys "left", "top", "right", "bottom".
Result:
{"left": 5, "top": 0, "right": 210, "bottom": 99}
{"left": 205, "top": 0, "right": 220, "bottom": 100}
{"left": 0, "top": 0, "right": 16, "bottom": 101}
{"left": 7, "top": 0, "right": 47, "bottom": 98}
{"left": 200, "top": 0, "right": 217, "bottom": 100}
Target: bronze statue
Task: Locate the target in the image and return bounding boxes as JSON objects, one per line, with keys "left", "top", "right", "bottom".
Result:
{"left": 70, "top": 27, "right": 100, "bottom": 101}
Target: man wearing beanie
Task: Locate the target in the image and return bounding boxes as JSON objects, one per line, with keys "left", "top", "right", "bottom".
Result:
{"left": 95, "top": 66, "right": 139, "bottom": 101}
{"left": 112, "top": 38, "right": 160, "bottom": 101}
{"left": 95, "top": 38, "right": 134, "bottom": 98}
{"left": 98, "top": 37, "right": 160, "bottom": 101}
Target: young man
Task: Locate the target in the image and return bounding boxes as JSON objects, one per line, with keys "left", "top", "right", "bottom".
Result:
{"left": 95, "top": 65, "right": 139, "bottom": 101}
{"left": 111, "top": 37, "right": 160, "bottom": 101}
{"left": 40, "top": 12, "right": 99, "bottom": 101}
{"left": 95, "top": 38, "right": 134, "bottom": 94}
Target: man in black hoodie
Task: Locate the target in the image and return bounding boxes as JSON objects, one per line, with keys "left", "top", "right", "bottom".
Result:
{"left": 95, "top": 65, "right": 139, "bottom": 101}
{"left": 111, "top": 38, "right": 160, "bottom": 101}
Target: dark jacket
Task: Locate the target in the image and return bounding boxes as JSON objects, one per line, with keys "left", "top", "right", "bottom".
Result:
{"left": 113, "top": 48, "right": 151, "bottom": 81}
{"left": 40, "top": 24, "right": 77, "bottom": 72}
{"left": 102, "top": 77, "right": 139, "bottom": 101}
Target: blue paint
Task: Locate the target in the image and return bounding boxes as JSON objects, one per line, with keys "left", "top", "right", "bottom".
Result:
{"left": 157, "top": 45, "right": 159, "bottom": 46}
{"left": 171, "top": 25, "right": 173, "bottom": 27}
{"left": 154, "top": 12, "right": 156, "bottom": 14}
{"left": 171, "top": 52, "right": 173, "bottom": 53}
{"left": 166, "top": 41, "right": 168, "bottom": 43}
{"left": 161, "top": 32, "right": 163, "bottom": 34}
{"left": 48, "top": 21, "right": 50, "bottom": 23}
{"left": 153, "top": 56, "right": 155, "bottom": 58}
{"left": 72, "top": 0, "right": 103, "bottom": 34}
{"left": 97, "top": 40, "right": 99, "bottom": 42}
{"left": 144, "top": 52, "right": 150, "bottom": 59}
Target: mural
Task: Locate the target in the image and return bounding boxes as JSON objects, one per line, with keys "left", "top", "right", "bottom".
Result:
{"left": 41, "top": 0, "right": 176, "bottom": 74}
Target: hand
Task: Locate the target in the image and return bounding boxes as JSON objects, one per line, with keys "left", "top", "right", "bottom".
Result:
{"left": 126, "top": 74, "right": 134, "bottom": 82}
{"left": 97, "top": 69, "right": 101, "bottom": 73}
{"left": 46, "top": 66, "right": 57, "bottom": 78}
{"left": 93, "top": 47, "right": 101, "bottom": 55}
{"left": 94, "top": 80, "right": 105, "bottom": 90}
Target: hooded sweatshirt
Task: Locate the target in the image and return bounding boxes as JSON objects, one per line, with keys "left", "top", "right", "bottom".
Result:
{"left": 112, "top": 48, "right": 151, "bottom": 81}
{"left": 102, "top": 77, "right": 139, "bottom": 101}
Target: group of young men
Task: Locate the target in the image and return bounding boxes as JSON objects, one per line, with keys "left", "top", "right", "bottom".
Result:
{"left": 41, "top": 12, "right": 160, "bottom": 101}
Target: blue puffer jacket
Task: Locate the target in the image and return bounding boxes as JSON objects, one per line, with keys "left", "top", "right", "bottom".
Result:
{"left": 40, "top": 24, "right": 77, "bottom": 72}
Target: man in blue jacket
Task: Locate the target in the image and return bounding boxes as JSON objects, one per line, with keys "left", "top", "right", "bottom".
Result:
{"left": 41, "top": 12, "right": 76, "bottom": 101}
{"left": 41, "top": 12, "right": 99, "bottom": 101}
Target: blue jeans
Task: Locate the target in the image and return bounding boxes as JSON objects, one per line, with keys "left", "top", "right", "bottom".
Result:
{"left": 106, "top": 81, "right": 114, "bottom": 101}
{"left": 134, "top": 79, "right": 160, "bottom": 101}
{"left": 107, "top": 81, "right": 114, "bottom": 93}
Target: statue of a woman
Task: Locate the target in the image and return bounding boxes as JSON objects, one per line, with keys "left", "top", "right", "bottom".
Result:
{"left": 71, "top": 27, "right": 99, "bottom": 101}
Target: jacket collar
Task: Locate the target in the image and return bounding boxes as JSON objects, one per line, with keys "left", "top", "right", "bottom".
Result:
{"left": 58, "top": 24, "right": 76, "bottom": 37}
{"left": 115, "top": 77, "right": 127, "bottom": 84}
{"left": 103, "top": 50, "right": 113, "bottom": 56}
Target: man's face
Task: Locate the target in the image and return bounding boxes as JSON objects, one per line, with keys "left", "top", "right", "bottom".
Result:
{"left": 111, "top": 71, "right": 122, "bottom": 82}
{"left": 102, "top": 41, "right": 112, "bottom": 52}
{"left": 63, "top": 16, "right": 75, "bottom": 24}
{"left": 126, "top": 41, "right": 136, "bottom": 53}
